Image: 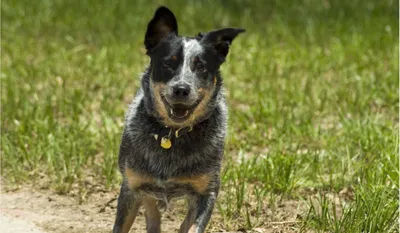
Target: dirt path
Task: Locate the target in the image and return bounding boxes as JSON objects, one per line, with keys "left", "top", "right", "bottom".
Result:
{"left": 0, "top": 188, "right": 164, "bottom": 233}
{"left": 1, "top": 213, "right": 47, "bottom": 233}
{"left": 1, "top": 187, "right": 303, "bottom": 233}
{"left": 1, "top": 188, "right": 226, "bottom": 233}
{"left": 1, "top": 188, "right": 114, "bottom": 232}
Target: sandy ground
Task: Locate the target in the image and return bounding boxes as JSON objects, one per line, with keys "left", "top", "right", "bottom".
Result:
{"left": 1, "top": 188, "right": 107, "bottom": 232}
{"left": 1, "top": 213, "right": 46, "bottom": 233}
{"left": 0, "top": 187, "right": 210, "bottom": 233}
{"left": 0, "top": 186, "right": 304, "bottom": 233}
{"left": 1, "top": 187, "right": 153, "bottom": 233}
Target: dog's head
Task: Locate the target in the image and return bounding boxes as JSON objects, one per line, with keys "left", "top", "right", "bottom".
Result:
{"left": 144, "top": 6, "right": 244, "bottom": 127}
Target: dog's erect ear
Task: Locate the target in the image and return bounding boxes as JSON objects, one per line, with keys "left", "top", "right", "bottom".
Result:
{"left": 144, "top": 6, "right": 178, "bottom": 52}
{"left": 201, "top": 28, "right": 245, "bottom": 61}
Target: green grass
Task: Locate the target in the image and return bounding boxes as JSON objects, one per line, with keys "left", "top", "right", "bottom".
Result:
{"left": 2, "top": 0, "right": 398, "bottom": 232}
{"left": 303, "top": 186, "right": 398, "bottom": 232}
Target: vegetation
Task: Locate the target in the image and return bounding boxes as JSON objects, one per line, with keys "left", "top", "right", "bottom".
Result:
{"left": 2, "top": 0, "right": 398, "bottom": 232}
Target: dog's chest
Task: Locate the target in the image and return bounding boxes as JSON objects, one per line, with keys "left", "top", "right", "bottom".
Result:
{"left": 124, "top": 131, "right": 222, "bottom": 178}
{"left": 125, "top": 168, "right": 211, "bottom": 201}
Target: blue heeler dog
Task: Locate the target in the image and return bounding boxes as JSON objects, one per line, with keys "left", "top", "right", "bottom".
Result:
{"left": 113, "top": 6, "right": 244, "bottom": 233}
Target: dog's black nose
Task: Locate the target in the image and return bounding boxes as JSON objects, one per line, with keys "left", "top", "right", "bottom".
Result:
{"left": 172, "top": 84, "right": 191, "bottom": 98}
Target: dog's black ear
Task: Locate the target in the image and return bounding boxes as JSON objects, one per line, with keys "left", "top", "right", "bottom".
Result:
{"left": 144, "top": 6, "right": 178, "bottom": 52}
{"left": 201, "top": 28, "right": 245, "bottom": 61}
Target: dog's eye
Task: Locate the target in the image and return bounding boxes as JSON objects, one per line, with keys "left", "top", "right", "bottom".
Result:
{"left": 163, "top": 61, "right": 171, "bottom": 69}
{"left": 196, "top": 64, "right": 207, "bottom": 73}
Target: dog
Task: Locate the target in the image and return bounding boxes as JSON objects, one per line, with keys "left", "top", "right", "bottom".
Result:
{"left": 113, "top": 6, "right": 244, "bottom": 233}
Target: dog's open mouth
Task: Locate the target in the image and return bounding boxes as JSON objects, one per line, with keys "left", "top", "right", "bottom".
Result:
{"left": 169, "top": 105, "right": 190, "bottom": 118}
{"left": 161, "top": 96, "right": 199, "bottom": 122}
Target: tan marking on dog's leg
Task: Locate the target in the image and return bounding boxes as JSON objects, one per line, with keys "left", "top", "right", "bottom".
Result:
{"left": 143, "top": 197, "right": 161, "bottom": 233}
{"left": 121, "top": 201, "right": 141, "bottom": 233}
{"left": 179, "top": 200, "right": 197, "bottom": 233}
{"left": 125, "top": 169, "right": 154, "bottom": 190}
{"left": 169, "top": 174, "right": 211, "bottom": 194}
{"left": 188, "top": 224, "right": 197, "bottom": 233}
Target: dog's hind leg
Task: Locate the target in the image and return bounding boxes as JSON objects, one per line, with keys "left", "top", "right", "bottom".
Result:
{"left": 143, "top": 197, "right": 161, "bottom": 233}
{"left": 113, "top": 181, "right": 141, "bottom": 233}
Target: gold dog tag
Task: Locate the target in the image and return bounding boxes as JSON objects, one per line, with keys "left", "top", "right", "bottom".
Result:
{"left": 161, "top": 137, "right": 171, "bottom": 149}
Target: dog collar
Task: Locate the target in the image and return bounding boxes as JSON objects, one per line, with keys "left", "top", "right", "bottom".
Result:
{"left": 151, "top": 125, "right": 193, "bottom": 149}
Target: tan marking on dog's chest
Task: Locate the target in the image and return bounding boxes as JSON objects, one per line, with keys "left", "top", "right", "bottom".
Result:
{"left": 125, "top": 169, "right": 154, "bottom": 189}
{"left": 168, "top": 174, "right": 211, "bottom": 194}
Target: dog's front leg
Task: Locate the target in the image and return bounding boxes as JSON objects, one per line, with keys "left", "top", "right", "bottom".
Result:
{"left": 142, "top": 196, "right": 161, "bottom": 233}
{"left": 113, "top": 181, "right": 141, "bottom": 233}
{"left": 179, "top": 190, "right": 218, "bottom": 233}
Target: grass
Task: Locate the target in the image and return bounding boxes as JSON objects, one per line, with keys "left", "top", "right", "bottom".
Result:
{"left": 1, "top": 0, "right": 399, "bottom": 232}
{"left": 304, "top": 186, "right": 398, "bottom": 232}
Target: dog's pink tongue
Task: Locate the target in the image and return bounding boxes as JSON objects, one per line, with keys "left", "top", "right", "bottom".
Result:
{"left": 172, "top": 108, "right": 188, "bottom": 118}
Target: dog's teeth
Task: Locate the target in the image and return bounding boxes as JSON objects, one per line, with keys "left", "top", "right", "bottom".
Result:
{"left": 170, "top": 109, "right": 173, "bottom": 114}
{"left": 184, "top": 110, "right": 189, "bottom": 116}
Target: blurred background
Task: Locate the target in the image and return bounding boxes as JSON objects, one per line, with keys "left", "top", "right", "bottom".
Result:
{"left": 2, "top": 0, "right": 398, "bottom": 232}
